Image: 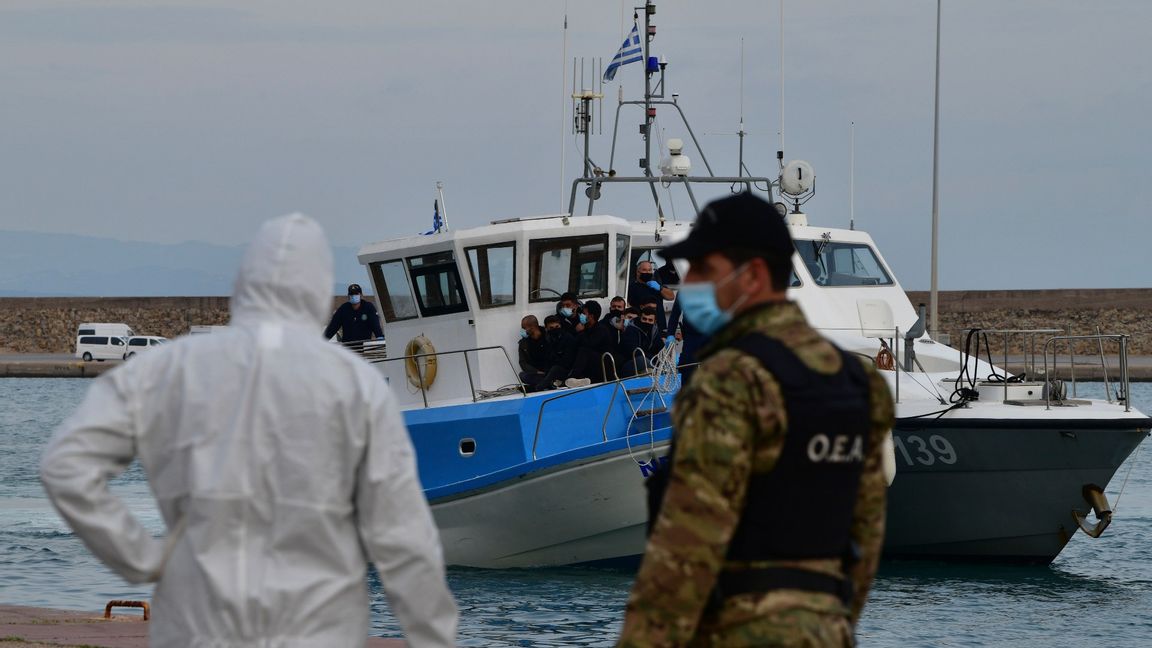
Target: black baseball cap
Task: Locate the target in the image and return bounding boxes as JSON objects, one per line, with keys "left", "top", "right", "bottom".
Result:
{"left": 661, "top": 192, "right": 793, "bottom": 261}
{"left": 347, "top": 283, "right": 363, "bottom": 295}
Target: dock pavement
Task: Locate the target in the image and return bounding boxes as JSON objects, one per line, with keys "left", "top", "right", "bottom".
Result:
{"left": 4, "top": 353, "right": 1152, "bottom": 381}
{"left": 0, "top": 605, "right": 404, "bottom": 647}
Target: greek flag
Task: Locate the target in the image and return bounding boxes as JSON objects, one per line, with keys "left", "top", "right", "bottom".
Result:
{"left": 603, "top": 23, "right": 642, "bottom": 82}
{"left": 423, "top": 200, "right": 444, "bottom": 235}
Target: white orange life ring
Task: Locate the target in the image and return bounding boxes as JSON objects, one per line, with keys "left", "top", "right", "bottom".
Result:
{"left": 404, "top": 335, "right": 438, "bottom": 390}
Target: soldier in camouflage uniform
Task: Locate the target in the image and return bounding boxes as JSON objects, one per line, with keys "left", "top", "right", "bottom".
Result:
{"left": 618, "top": 193, "right": 894, "bottom": 647}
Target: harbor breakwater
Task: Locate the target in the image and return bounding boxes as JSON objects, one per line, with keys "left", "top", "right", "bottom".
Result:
{"left": 904, "top": 289, "right": 1151, "bottom": 356}
{"left": 0, "top": 290, "right": 1147, "bottom": 355}
{"left": 0, "top": 296, "right": 370, "bottom": 354}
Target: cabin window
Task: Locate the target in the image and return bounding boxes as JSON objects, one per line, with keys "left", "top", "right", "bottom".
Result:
{"left": 465, "top": 242, "right": 516, "bottom": 309}
{"left": 794, "top": 239, "right": 894, "bottom": 287}
{"left": 368, "top": 259, "right": 419, "bottom": 322}
{"left": 529, "top": 234, "right": 609, "bottom": 302}
{"left": 407, "top": 251, "right": 469, "bottom": 316}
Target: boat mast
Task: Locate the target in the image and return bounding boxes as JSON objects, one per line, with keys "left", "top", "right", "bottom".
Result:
{"left": 640, "top": 1, "right": 665, "bottom": 221}
{"left": 929, "top": 0, "right": 942, "bottom": 338}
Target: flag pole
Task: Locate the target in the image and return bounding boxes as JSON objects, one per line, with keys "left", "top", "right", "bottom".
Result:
{"left": 436, "top": 181, "right": 449, "bottom": 233}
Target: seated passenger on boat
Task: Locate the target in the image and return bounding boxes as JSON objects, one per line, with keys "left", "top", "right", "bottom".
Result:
{"left": 619, "top": 306, "right": 664, "bottom": 378}
{"left": 567, "top": 300, "right": 616, "bottom": 384}
{"left": 517, "top": 315, "right": 552, "bottom": 391}
{"left": 605, "top": 295, "right": 628, "bottom": 329}
{"left": 556, "top": 292, "right": 586, "bottom": 334}
{"left": 629, "top": 260, "right": 675, "bottom": 334}
{"left": 610, "top": 306, "right": 641, "bottom": 365}
{"left": 531, "top": 315, "right": 577, "bottom": 391}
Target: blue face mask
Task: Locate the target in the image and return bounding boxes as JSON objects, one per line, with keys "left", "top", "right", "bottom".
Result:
{"left": 578, "top": 313, "right": 588, "bottom": 325}
{"left": 677, "top": 265, "right": 748, "bottom": 336}
{"left": 560, "top": 307, "right": 574, "bottom": 318}
{"left": 350, "top": 294, "right": 361, "bottom": 305}
{"left": 622, "top": 319, "right": 633, "bottom": 328}
{"left": 520, "top": 329, "right": 529, "bottom": 339}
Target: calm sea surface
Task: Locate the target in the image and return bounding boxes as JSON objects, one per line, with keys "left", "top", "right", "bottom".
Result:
{"left": 2, "top": 377, "right": 1149, "bottom": 646}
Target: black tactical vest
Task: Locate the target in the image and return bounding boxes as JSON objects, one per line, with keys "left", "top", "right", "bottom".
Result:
{"left": 646, "top": 333, "right": 871, "bottom": 563}
{"left": 724, "top": 333, "right": 872, "bottom": 560}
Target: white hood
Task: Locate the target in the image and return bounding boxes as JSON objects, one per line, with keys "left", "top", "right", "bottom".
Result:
{"left": 230, "top": 213, "right": 333, "bottom": 328}
{"left": 41, "top": 214, "right": 458, "bottom": 648}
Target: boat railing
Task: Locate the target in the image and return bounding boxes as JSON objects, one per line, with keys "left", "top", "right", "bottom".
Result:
{"left": 1042, "top": 334, "right": 1132, "bottom": 412}
{"left": 813, "top": 325, "right": 909, "bottom": 403}
{"left": 968, "top": 328, "right": 1064, "bottom": 378}
{"left": 531, "top": 354, "right": 698, "bottom": 461}
{"left": 370, "top": 345, "right": 525, "bottom": 408}
{"left": 338, "top": 338, "right": 387, "bottom": 361}
{"left": 601, "top": 352, "right": 620, "bottom": 383}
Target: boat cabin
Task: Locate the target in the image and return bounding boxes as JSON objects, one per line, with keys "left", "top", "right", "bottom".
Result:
{"left": 358, "top": 215, "right": 633, "bottom": 408}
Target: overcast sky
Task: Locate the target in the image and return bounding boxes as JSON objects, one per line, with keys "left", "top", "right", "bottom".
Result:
{"left": 1, "top": 1, "right": 1149, "bottom": 290}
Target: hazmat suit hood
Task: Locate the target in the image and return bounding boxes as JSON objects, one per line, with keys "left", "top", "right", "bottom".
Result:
{"left": 230, "top": 213, "right": 333, "bottom": 328}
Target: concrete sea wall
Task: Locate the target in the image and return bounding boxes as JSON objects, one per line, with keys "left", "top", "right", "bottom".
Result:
{"left": 0, "top": 290, "right": 1147, "bottom": 355}
{"left": 904, "top": 289, "right": 1151, "bottom": 356}
{"left": 0, "top": 296, "right": 367, "bottom": 354}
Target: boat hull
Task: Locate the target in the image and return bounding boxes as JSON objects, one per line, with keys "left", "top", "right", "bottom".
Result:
{"left": 405, "top": 381, "right": 1149, "bottom": 568}
{"left": 430, "top": 444, "right": 670, "bottom": 568}
{"left": 885, "top": 419, "right": 1149, "bottom": 563}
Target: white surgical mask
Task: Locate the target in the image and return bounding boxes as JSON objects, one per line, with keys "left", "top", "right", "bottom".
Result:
{"left": 677, "top": 265, "right": 748, "bottom": 335}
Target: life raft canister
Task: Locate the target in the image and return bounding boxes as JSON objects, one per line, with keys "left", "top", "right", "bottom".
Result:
{"left": 404, "top": 335, "right": 438, "bottom": 389}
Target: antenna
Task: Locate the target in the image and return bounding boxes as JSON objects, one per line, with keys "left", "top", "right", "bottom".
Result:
{"left": 571, "top": 58, "right": 604, "bottom": 180}
{"left": 778, "top": 0, "right": 785, "bottom": 170}
{"left": 559, "top": 8, "right": 569, "bottom": 214}
{"left": 849, "top": 122, "right": 855, "bottom": 229}
{"left": 739, "top": 38, "right": 745, "bottom": 179}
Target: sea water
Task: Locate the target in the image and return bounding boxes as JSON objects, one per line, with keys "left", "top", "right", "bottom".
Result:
{"left": 2, "top": 377, "right": 1149, "bottom": 646}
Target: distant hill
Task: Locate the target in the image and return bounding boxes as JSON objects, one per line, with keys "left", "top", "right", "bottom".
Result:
{"left": 0, "top": 230, "right": 368, "bottom": 296}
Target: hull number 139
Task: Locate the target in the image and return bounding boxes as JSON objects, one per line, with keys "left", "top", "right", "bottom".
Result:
{"left": 892, "top": 434, "right": 957, "bottom": 466}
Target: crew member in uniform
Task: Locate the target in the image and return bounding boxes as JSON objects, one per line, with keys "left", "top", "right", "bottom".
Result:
{"left": 323, "top": 283, "right": 384, "bottom": 347}
{"left": 617, "top": 192, "right": 894, "bottom": 647}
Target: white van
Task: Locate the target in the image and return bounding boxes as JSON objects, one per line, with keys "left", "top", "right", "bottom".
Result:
{"left": 123, "top": 336, "right": 168, "bottom": 359}
{"left": 77, "top": 323, "right": 134, "bottom": 339}
{"left": 75, "top": 335, "right": 127, "bottom": 362}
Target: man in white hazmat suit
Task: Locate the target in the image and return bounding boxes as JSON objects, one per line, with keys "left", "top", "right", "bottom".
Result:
{"left": 40, "top": 213, "right": 458, "bottom": 647}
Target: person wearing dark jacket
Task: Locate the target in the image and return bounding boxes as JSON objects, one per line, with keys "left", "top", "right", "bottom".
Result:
{"left": 567, "top": 301, "right": 617, "bottom": 384}
{"left": 530, "top": 315, "right": 577, "bottom": 391}
{"left": 555, "top": 292, "right": 585, "bottom": 334}
{"left": 619, "top": 306, "right": 664, "bottom": 377}
{"left": 518, "top": 315, "right": 552, "bottom": 390}
{"left": 628, "top": 260, "right": 675, "bottom": 335}
{"left": 323, "top": 283, "right": 383, "bottom": 345}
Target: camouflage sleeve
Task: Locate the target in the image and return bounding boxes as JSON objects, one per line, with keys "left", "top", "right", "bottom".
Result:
{"left": 847, "top": 361, "right": 895, "bottom": 623}
{"left": 617, "top": 352, "right": 783, "bottom": 647}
